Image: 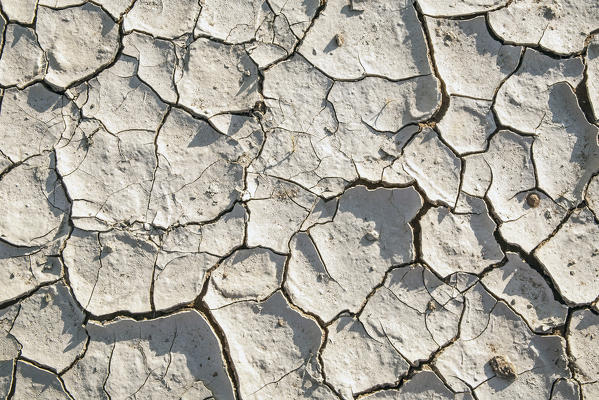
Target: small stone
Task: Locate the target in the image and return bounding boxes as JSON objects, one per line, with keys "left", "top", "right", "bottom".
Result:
{"left": 489, "top": 355, "right": 517, "bottom": 379}
{"left": 526, "top": 193, "right": 541, "bottom": 207}
{"left": 335, "top": 33, "right": 344, "bottom": 47}
{"left": 364, "top": 230, "right": 379, "bottom": 242}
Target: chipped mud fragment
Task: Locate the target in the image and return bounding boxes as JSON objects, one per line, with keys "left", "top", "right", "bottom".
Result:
{"left": 62, "top": 310, "right": 235, "bottom": 399}
{"left": 36, "top": 3, "right": 120, "bottom": 89}
{"left": 535, "top": 207, "right": 599, "bottom": 305}
{"left": 489, "top": 355, "right": 516, "bottom": 379}
{"left": 299, "top": 0, "right": 431, "bottom": 80}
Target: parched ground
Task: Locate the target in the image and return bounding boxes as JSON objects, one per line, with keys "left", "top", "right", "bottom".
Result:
{"left": 0, "top": 0, "right": 598, "bottom": 399}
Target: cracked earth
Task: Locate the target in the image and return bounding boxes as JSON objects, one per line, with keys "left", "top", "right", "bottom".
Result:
{"left": 0, "top": 0, "right": 598, "bottom": 399}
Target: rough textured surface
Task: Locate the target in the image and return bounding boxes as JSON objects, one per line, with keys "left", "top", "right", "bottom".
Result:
{"left": 1, "top": 1, "right": 598, "bottom": 398}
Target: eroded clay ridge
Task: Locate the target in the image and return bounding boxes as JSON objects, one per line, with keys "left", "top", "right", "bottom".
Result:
{"left": 0, "top": 0, "right": 598, "bottom": 399}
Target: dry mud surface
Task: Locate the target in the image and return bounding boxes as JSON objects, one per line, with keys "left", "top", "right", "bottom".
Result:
{"left": 0, "top": 0, "right": 598, "bottom": 399}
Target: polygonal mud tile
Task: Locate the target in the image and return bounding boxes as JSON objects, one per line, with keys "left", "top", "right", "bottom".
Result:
{"left": 36, "top": 3, "right": 120, "bottom": 89}
{"left": 299, "top": 0, "right": 431, "bottom": 80}
{"left": 434, "top": 284, "right": 570, "bottom": 398}
{"left": 0, "top": 308, "right": 19, "bottom": 398}
{"left": 360, "top": 264, "right": 464, "bottom": 366}
{"left": 568, "top": 309, "right": 599, "bottom": 400}
{"left": 550, "top": 378, "right": 581, "bottom": 400}
{"left": 152, "top": 249, "right": 219, "bottom": 311}
{"left": 437, "top": 96, "right": 496, "bottom": 154}
{"left": 7, "top": 282, "right": 87, "bottom": 373}
{"left": 532, "top": 82, "right": 599, "bottom": 208}
{"left": 55, "top": 119, "right": 157, "bottom": 229}
{"left": 0, "top": 83, "right": 79, "bottom": 163}
{"left": 535, "top": 207, "right": 599, "bottom": 305}
{"left": 12, "top": 361, "right": 71, "bottom": 399}
{"left": 209, "top": 291, "right": 331, "bottom": 399}
{"left": 421, "top": 195, "right": 503, "bottom": 277}
{"left": 482, "top": 130, "right": 567, "bottom": 253}
{"left": 425, "top": 16, "right": 521, "bottom": 99}
{"left": 204, "top": 247, "right": 285, "bottom": 309}
{"left": 158, "top": 203, "right": 246, "bottom": 258}
{"left": 245, "top": 174, "right": 318, "bottom": 253}
{"left": 0, "top": 0, "right": 38, "bottom": 24}
{"left": 63, "top": 227, "right": 158, "bottom": 315}
{"left": 328, "top": 74, "right": 441, "bottom": 133}
{"left": 0, "top": 242, "right": 62, "bottom": 306}
{"left": 488, "top": 0, "right": 599, "bottom": 55}
{"left": 94, "top": 0, "right": 134, "bottom": 19}
{"left": 123, "top": 0, "right": 200, "bottom": 39}
{"left": 362, "top": 369, "right": 473, "bottom": 399}
{"left": 268, "top": 0, "right": 319, "bottom": 37}
{"left": 391, "top": 128, "right": 461, "bottom": 206}
{"left": 82, "top": 55, "right": 169, "bottom": 133}
{"left": 0, "top": 24, "right": 47, "bottom": 88}
{"left": 0, "top": 153, "right": 70, "bottom": 247}
{"left": 285, "top": 186, "right": 422, "bottom": 322}
{"left": 122, "top": 32, "right": 178, "bottom": 103}
{"left": 148, "top": 107, "right": 263, "bottom": 227}
{"left": 321, "top": 316, "right": 409, "bottom": 398}
{"left": 587, "top": 35, "right": 599, "bottom": 122}
{"left": 482, "top": 252, "right": 568, "bottom": 332}
{"left": 62, "top": 310, "right": 235, "bottom": 399}
{"left": 586, "top": 175, "right": 599, "bottom": 217}
{"left": 494, "top": 49, "right": 584, "bottom": 133}
{"left": 195, "top": 0, "right": 270, "bottom": 43}
{"left": 175, "top": 38, "right": 261, "bottom": 118}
